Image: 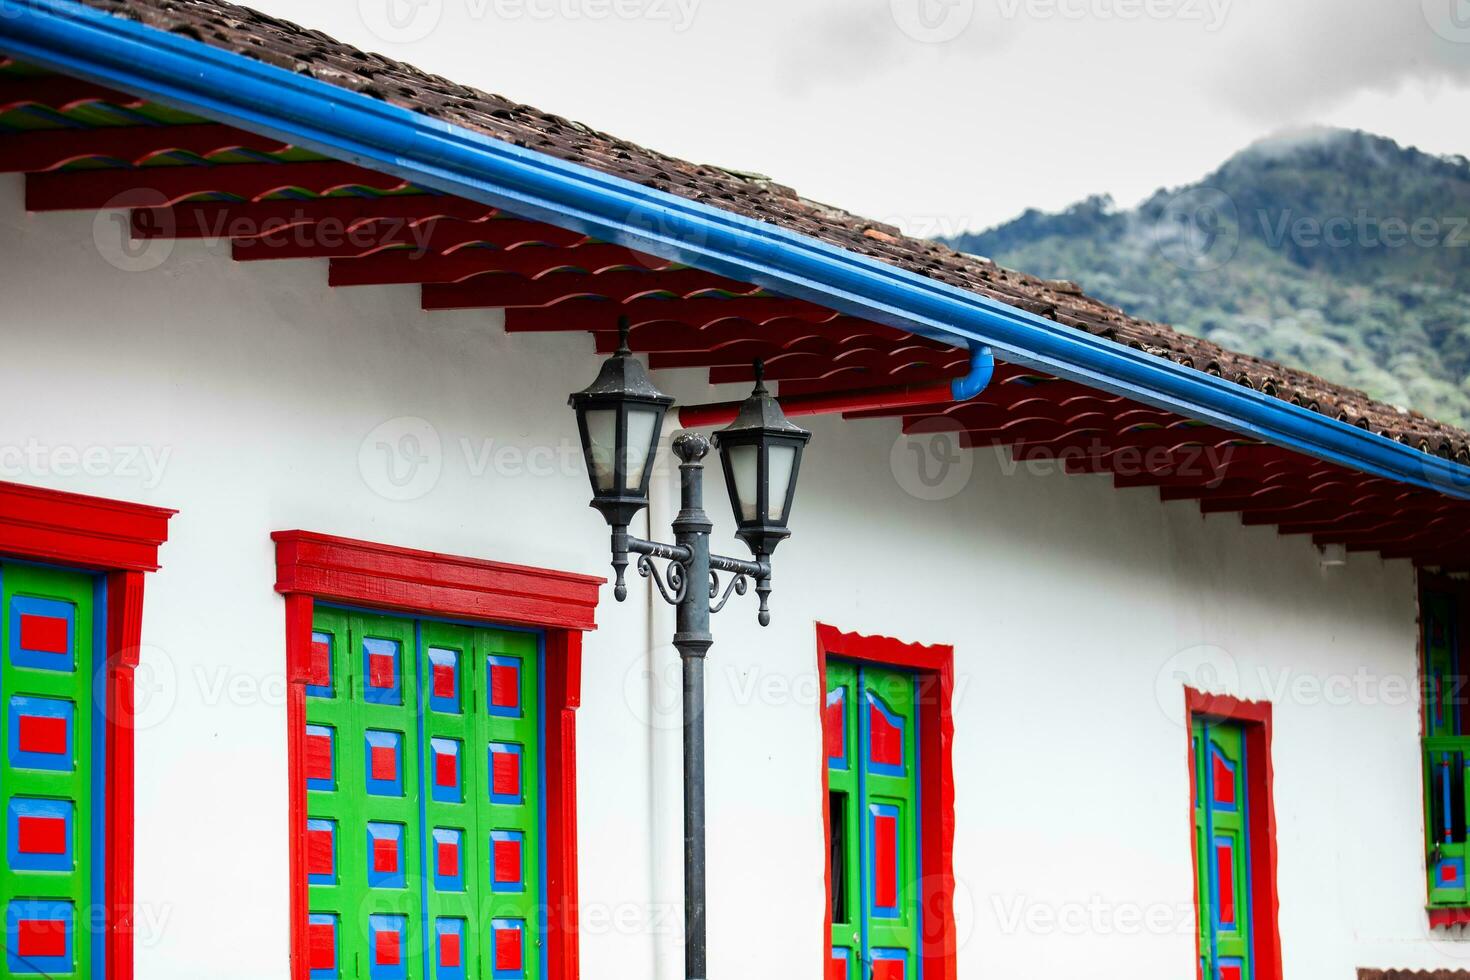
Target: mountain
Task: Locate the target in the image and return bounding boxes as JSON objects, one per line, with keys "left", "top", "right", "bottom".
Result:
{"left": 945, "top": 128, "right": 1470, "bottom": 427}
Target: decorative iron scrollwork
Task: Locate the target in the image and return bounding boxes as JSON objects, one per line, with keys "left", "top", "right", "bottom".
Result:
{"left": 638, "top": 553, "right": 688, "bottom": 605}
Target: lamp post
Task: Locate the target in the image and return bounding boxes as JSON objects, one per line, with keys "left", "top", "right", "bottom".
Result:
{"left": 569, "top": 319, "right": 810, "bottom": 980}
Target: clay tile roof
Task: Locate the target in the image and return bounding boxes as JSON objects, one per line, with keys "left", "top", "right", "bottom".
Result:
{"left": 76, "top": 0, "right": 1470, "bottom": 464}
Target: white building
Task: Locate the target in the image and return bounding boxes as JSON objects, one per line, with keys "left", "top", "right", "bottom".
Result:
{"left": 0, "top": 3, "right": 1468, "bottom": 980}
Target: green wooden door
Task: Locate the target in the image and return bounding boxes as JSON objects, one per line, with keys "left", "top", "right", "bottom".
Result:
{"left": 1192, "top": 717, "right": 1253, "bottom": 980}
{"left": 1422, "top": 590, "right": 1470, "bottom": 905}
{"left": 2, "top": 561, "right": 97, "bottom": 980}
{"left": 305, "top": 608, "right": 542, "bottom": 980}
{"left": 826, "top": 660, "right": 920, "bottom": 980}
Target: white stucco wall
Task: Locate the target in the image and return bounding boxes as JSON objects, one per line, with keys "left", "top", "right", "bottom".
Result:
{"left": 0, "top": 172, "right": 1462, "bottom": 978}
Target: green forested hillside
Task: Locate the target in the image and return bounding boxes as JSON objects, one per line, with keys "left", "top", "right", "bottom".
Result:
{"left": 946, "top": 129, "right": 1470, "bottom": 426}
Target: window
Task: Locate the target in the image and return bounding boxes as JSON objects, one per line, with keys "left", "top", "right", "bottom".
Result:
{"left": 0, "top": 479, "right": 173, "bottom": 980}
{"left": 818, "top": 624, "right": 955, "bottom": 980}
{"left": 303, "top": 607, "right": 543, "bottom": 980}
{"left": 1186, "top": 690, "right": 1281, "bottom": 980}
{"left": 275, "top": 531, "right": 600, "bottom": 980}
{"left": 1422, "top": 579, "right": 1470, "bottom": 915}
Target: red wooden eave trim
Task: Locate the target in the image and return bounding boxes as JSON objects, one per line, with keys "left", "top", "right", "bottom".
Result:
{"left": 816, "top": 622, "right": 957, "bottom": 980}
{"left": 0, "top": 479, "right": 174, "bottom": 572}
{"left": 1185, "top": 688, "right": 1283, "bottom": 980}
{"left": 272, "top": 529, "right": 604, "bottom": 631}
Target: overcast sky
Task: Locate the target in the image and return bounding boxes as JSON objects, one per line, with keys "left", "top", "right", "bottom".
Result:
{"left": 253, "top": 0, "right": 1470, "bottom": 235}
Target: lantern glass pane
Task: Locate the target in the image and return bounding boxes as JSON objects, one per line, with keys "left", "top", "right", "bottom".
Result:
{"left": 584, "top": 408, "right": 618, "bottom": 493}
{"left": 768, "top": 443, "right": 798, "bottom": 522}
{"left": 623, "top": 406, "right": 660, "bottom": 491}
{"left": 727, "top": 443, "right": 760, "bottom": 522}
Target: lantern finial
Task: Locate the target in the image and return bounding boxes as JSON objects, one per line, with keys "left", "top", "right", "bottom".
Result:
{"left": 616, "top": 316, "right": 632, "bottom": 357}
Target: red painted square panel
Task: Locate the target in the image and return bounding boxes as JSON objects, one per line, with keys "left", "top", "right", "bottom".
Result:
{"left": 375, "top": 929, "right": 401, "bottom": 965}
{"left": 371, "top": 745, "right": 397, "bottom": 781}
{"left": 18, "top": 715, "right": 67, "bottom": 755}
{"left": 17, "top": 815, "right": 67, "bottom": 855}
{"left": 308, "top": 922, "right": 335, "bottom": 969}
{"left": 490, "top": 664, "right": 518, "bottom": 708}
{"left": 306, "top": 829, "right": 334, "bottom": 878}
{"left": 1213, "top": 753, "right": 1235, "bottom": 807}
{"left": 435, "top": 750, "right": 457, "bottom": 787}
{"left": 308, "top": 641, "right": 332, "bottom": 688}
{"left": 494, "top": 839, "right": 522, "bottom": 884}
{"left": 1216, "top": 842, "right": 1235, "bottom": 926}
{"left": 439, "top": 932, "right": 461, "bottom": 968}
{"left": 1220, "top": 964, "right": 1241, "bottom": 980}
{"left": 19, "top": 614, "right": 68, "bottom": 654}
{"left": 433, "top": 664, "right": 455, "bottom": 699}
{"left": 369, "top": 653, "right": 395, "bottom": 689}
{"left": 493, "top": 751, "right": 520, "bottom": 798}
{"left": 374, "top": 838, "right": 399, "bottom": 874}
{"left": 872, "top": 959, "right": 904, "bottom": 980}
{"left": 873, "top": 814, "right": 897, "bottom": 908}
{"left": 495, "top": 925, "right": 523, "bottom": 972}
{"left": 16, "top": 919, "right": 67, "bottom": 958}
{"left": 305, "top": 733, "right": 333, "bottom": 782}
{"left": 437, "top": 841, "right": 460, "bottom": 878}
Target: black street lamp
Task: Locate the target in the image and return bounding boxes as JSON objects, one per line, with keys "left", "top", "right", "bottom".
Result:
{"left": 569, "top": 319, "right": 810, "bottom": 980}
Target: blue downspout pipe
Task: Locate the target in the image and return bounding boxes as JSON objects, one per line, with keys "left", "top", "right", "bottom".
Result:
{"left": 1, "top": 0, "right": 1467, "bottom": 498}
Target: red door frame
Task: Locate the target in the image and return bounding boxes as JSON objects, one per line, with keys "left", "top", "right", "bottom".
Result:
{"left": 816, "top": 622, "right": 957, "bottom": 980}
{"left": 273, "top": 530, "right": 602, "bottom": 980}
{"left": 0, "top": 479, "right": 175, "bottom": 980}
{"left": 1184, "top": 688, "right": 1283, "bottom": 980}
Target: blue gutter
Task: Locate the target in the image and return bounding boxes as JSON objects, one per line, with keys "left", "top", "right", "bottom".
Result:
{"left": 2, "top": 0, "right": 1468, "bottom": 498}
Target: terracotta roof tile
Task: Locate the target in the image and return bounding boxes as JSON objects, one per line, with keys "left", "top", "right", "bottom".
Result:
{"left": 68, "top": 0, "right": 1470, "bottom": 463}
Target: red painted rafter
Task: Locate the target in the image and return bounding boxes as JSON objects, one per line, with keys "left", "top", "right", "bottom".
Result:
{"left": 0, "top": 75, "right": 148, "bottom": 111}
{"left": 0, "top": 122, "right": 293, "bottom": 173}
{"left": 236, "top": 214, "right": 587, "bottom": 261}
{"left": 421, "top": 268, "right": 764, "bottom": 310}
{"left": 27, "top": 160, "right": 411, "bottom": 211}
{"left": 130, "top": 197, "right": 497, "bottom": 240}
{"left": 504, "top": 297, "right": 841, "bottom": 331}
{"left": 329, "top": 242, "right": 668, "bottom": 286}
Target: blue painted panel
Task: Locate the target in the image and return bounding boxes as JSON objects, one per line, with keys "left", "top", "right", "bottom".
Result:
{"left": 8, "top": 595, "right": 75, "bottom": 672}
{"left": 7, "top": 694, "right": 75, "bottom": 772}
{"left": 7, "top": 796, "right": 74, "bottom": 873}
{"left": 366, "top": 822, "right": 407, "bottom": 890}
{"left": 5, "top": 899, "right": 74, "bottom": 976}
{"left": 363, "top": 637, "right": 403, "bottom": 706}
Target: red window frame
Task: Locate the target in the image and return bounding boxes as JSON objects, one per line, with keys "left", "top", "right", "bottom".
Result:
{"left": 816, "top": 622, "right": 957, "bottom": 980}
{"left": 0, "top": 479, "right": 175, "bottom": 980}
{"left": 273, "top": 530, "right": 602, "bottom": 980}
{"left": 1185, "top": 688, "right": 1283, "bottom": 980}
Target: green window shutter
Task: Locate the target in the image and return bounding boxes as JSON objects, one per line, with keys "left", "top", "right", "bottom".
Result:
{"left": 1193, "top": 717, "right": 1253, "bottom": 980}
{"left": 305, "top": 608, "right": 543, "bottom": 980}
{"left": 826, "top": 660, "right": 920, "bottom": 980}
{"left": 2, "top": 560, "right": 97, "bottom": 980}
{"left": 1423, "top": 590, "right": 1469, "bottom": 906}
